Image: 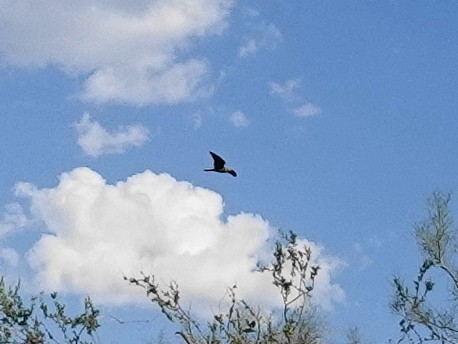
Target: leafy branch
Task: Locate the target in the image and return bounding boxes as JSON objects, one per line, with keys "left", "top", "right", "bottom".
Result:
{"left": 391, "top": 192, "right": 458, "bottom": 344}
{"left": 0, "top": 278, "right": 100, "bottom": 344}
{"left": 128, "top": 230, "right": 323, "bottom": 344}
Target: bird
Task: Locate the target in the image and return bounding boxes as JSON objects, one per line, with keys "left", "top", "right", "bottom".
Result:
{"left": 204, "top": 151, "right": 237, "bottom": 177}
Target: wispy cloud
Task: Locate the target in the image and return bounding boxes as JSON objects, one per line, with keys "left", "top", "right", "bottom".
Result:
{"left": 0, "top": 1, "right": 233, "bottom": 105}
{"left": 269, "top": 79, "right": 301, "bottom": 101}
{"left": 0, "top": 203, "right": 28, "bottom": 271}
{"left": 238, "top": 23, "right": 282, "bottom": 58}
{"left": 15, "top": 167, "right": 345, "bottom": 310}
{"left": 353, "top": 242, "right": 374, "bottom": 271}
{"left": 239, "top": 39, "right": 258, "bottom": 58}
{"left": 230, "top": 111, "right": 250, "bottom": 127}
{"left": 0, "top": 248, "right": 19, "bottom": 268}
{"left": 193, "top": 113, "right": 203, "bottom": 129}
{"left": 292, "top": 103, "right": 322, "bottom": 118}
{"left": 0, "top": 203, "right": 30, "bottom": 238}
{"left": 269, "top": 78, "right": 323, "bottom": 118}
{"left": 75, "top": 113, "right": 149, "bottom": 158}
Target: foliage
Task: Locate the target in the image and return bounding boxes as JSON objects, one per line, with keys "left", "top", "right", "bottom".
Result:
{"left": 127, "top": 230, "right": 324, "bottom": 343}
{"left": 391, "top": 192, "right": 458, "bottom": 343}
{"left": 0, "top": 277, "right": 100, "bottom": 344}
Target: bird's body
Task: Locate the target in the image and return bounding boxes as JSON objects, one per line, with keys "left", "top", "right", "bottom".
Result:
{"left": 205, "top": 151, "right": 237, "bottom": 177}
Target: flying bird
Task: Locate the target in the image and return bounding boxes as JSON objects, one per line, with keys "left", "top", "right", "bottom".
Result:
{"left": 204, "top": 151, "right": 237, "bottom": 177}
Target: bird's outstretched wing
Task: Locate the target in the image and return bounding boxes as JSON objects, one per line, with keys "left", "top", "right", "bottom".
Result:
{"left": 210, "top": 151, "right": 226, "bottom": 169}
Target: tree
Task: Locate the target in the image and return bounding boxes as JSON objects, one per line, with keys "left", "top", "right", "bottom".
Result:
{"left": 0, "top": 277, "right": 100, "bottom": 344}
{"left": 127, "top": 230, "right": 324, "bottom": 343}
{"left": 391, "top": 192, "right": 458, "bottom": 343}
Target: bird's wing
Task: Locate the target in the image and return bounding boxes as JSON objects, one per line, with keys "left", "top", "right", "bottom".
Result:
{"left": 210, "top": 151, "right": 226, "bottom": 169}
{"left": 228, "top": 169, "right": 237, "bottom": 177}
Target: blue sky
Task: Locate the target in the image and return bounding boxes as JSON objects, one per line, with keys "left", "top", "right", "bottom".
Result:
{"left": 1, "top": 1, "right": 458, "bottom": 343}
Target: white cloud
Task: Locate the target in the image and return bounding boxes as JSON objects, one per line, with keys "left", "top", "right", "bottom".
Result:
{"left": 269, "top": 79, "right": 301, "bottom": 101}
{"left": 14, "top": 167, "right": 344, "bottom": 310}
{"left": 0, "top": 1, "right": 234, "bottom": 105}
{"left": 0, "top": 203, "right": 29, "bottom": 272}
{"left": 230, "top": 111, "right": 250, "bottom": 127}
{"left": 352, "top": 242, "right": 374, "bottom": 271}
{"left": 359, "top": 255, "right": 373, "bottom": 270}
{"left": 239, "top": 23, "right": 282, "bottom": 58}
{"left": 192, "top": 112, "right": 203, "bottom": 129}
{"left": 75, "top": 113, "right": 150, "bottom": 157}
{"left": 269, "top": 79, "right": 323, "bottom": 118}
{"left": 239, "top": 39, "right": 258, "bottom": 58}
{"left": 0, "top": 202, "right": 30, "bottom": 238}
{"left": 292, "top": 102, "right": 322, "bottom": 118}
{"left": 81, "top": 59, "right": 212, "bottom": 105}
{"left": 0, "top": 248, "right": 19, "bottom": 268}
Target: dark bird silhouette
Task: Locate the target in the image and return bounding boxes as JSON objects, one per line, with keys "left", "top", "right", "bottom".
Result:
{"left": 204, "top": 151, "right": 237, "bottom": 177}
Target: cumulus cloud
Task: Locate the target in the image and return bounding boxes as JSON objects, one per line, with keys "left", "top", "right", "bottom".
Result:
{"left": 0, "top": 1, "right": 234, "bottom": 105}
{"left": 75, "top": 113, "right": 150, "bottom": 157}
{"left": 230, "top": 111, "right": 250, "bottom": 127}
{"left": 15, "top": 168, "right": 344, "bottom": 310}
{"left": 292, "top": 102, "right": 322, "bottom": 118}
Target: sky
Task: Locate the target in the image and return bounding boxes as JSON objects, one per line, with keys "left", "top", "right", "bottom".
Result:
{"left": 1, "top": 1, "right": 458, "bottom": 343}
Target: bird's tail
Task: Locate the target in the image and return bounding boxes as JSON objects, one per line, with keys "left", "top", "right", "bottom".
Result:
{"left": 204, "top": 169, "right": 214, "bottom": 172}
